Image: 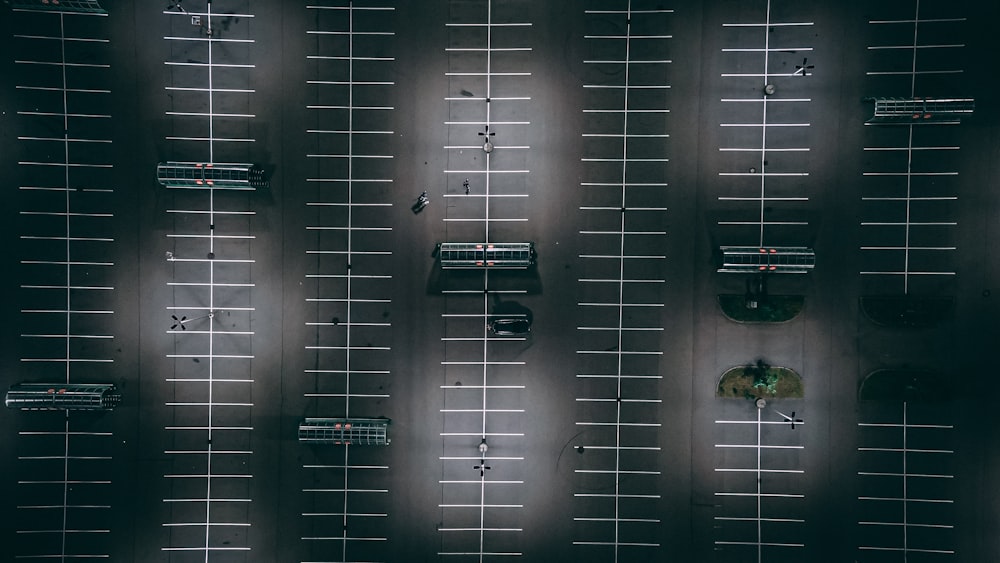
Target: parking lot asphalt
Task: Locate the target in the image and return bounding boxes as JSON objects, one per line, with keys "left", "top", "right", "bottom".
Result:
{"left": 1, "top": 1, "right": 998, "bottom": 562}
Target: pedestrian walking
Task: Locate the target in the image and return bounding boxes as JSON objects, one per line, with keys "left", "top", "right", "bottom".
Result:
{"left": 411, "top": 190, "right": 429, "bottom": 214}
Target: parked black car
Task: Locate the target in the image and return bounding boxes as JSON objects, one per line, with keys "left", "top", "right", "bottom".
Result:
{"left": 488, "top": 301, "right": 533, "bottom": 335}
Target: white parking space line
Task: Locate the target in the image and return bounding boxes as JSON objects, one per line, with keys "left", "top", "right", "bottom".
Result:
{"left": 436, "top": 2, "right": 535, "bottom": 559}
{"left": 165, "top": 135, "right": 255, "bottom": 142}
{"left": 573, "top": 3, "right": 673, "bottom": 558}
{"left": 581, "top": 182, "right": 668, "bottom": 187}
{"left": 446, "top": 22, "right": 531, "bottom": 27}
{"left": 167, "top": 377, "right": 253, "bottom": 383}
{"left": 165, "top": 86, "right": 256, "bottom": 93}
{"left": 586, "top": 8, "right": 673, "bottom": 14}
{"left": 856, "top": 402, "right": 957, "bottom": 557}
{"left": 722, "top": 47, "right": 813, "bottom": 53}
{"left": 20, "top": 358, "right": 113, "bottom": 364}
{"left": 861, "top": 221, "right": 956, "bottom": 226}
{"left": 719, "top": 220, "right": 808, "bottom": 226}
{"left": 578, "top": 230, "right": 667, "bottom": 235}
{"left": 869, "top": 16, "right": 965, "bottom": 23}
{"left": 716, "top": 0, "right": 813, "bottom": 246}
{"left": 444, "top": 120, "right": 530, "bottom": 125}
{"left": 163, "top": 35, "right": 254, "bottom": 43}
{"left": 866, "top": 69, "right": 963, "bottom": 76}
{"left": 577, "top": 256, "right": 666, "bottom": 262}
{"left": 308, "top": 30, "right": 392, "bottom": 36}
{"left": 18, "top": 110, "right": 111, "bottom": 118}
{"left": 720, "top": 122, "right": 809, "bottom": 127}
{"left": 859, "top": 4, "right": 966, "bottom": 292}
{"left": 584, "top": 34, "right": 672, "bottom": 40}
{"left": 864, "top": 145, "right": 959, "bottom": 151}
{"left": 165, "top": 61, "right": 253, "bottom": 68}
{"left": 443, "top": 168, "right": 530, "bottom": 174}
{"left": 445, "top": 144, "right": 529, "bottom": 149}
{"left": 862, "top": 172, "right": 958, "bottom": 177}
{"left": 15, "top": 59, "right": 109, "bottom": 68}
{"left": 446, "top": 71, "right": 531, "bottom": 77}
{"left": 583, "top": 133, "right": 669, "bottom": 137}
{"left": 579, "top": 207, "right": 667, "bottom": 211}
{"left": 167, "top": 110, "right": 256, "bottom": 117}
{"left": 583, "top": 84, "right": 670, "bottom": 90}
{"left": 723, "top": 21, "right": 813, "bottom": 27}
{"left": 14, "top": 33, "right": 109, "bottom": 41}
{"left": 719, "top": 196, "right": 808, "bottom": 201}
{"left": 576, "top": 398, "right": 662, "bottom": 405}
{"left": 159, "top": 2, "right": 259, "bottom": 558}
{"left": 12, "top": 9, "right": 117, "bottom": 560}
{"left": 723, "top": 97, "right": 811, "bottom": 102}
{"left": 16, "top": 84, "right": 110, "bottom": 93}
{"left": 868, "top": 43, "right": 964, "bottom": 50}
{"left": 19, "top": 453, "right": 111, "bottom": 461}
{"left": 714, "top": 406, "right": 806, "bottom": 560}
{"left": 301, "top": 3, "right": 396, "bottom": 559}
{"left": 18, "top": 136, "right": 112, "bottom": 143}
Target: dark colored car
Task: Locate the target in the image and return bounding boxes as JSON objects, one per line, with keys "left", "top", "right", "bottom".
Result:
{"left": 488, "top": 316, "right": 531, "bottom": 336}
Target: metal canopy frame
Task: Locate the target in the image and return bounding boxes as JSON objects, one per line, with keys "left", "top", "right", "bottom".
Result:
{"left": 298, "top": 417, "right": 391, "bottom": 445}
{"left": 865, "top": 97, "right": 974, "bottom": 124}
{"left": 719, "top": 246, "right": 816, "bottom": 274}
{"left": 436, "top": 242, "right": 536, "bottom": 269}
{"left": 156, "top": 161, "right": 267, "bottom": 190}
{"left": 5, "top": 383, "right": 122, "bottom": 410}
{"left": 5, "top": 0, "right": 107, "bottom": 14}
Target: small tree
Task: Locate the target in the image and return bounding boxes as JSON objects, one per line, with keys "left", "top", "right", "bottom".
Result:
{"left": 747, "top": 359, "right": 777, "bottom": 395}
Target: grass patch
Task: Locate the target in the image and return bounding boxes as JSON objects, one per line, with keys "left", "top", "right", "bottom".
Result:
{"left": 860, "top": 296, "right": 953, "bottom": 328}
{"left": 718, "top": 294, "right": 804, "bottom": 323}
{"left": 859, "top": 369, "right": 949, "bottom": 402}
{"left": 717, "top": 365, "right": 804, "bottom": 399}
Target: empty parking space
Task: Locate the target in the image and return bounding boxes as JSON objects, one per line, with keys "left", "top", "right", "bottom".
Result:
{"left": 10, "top": 7, "right": 117, "bottom": 561}
{"left": 436, "top": 1, "right": 535, "bottom": 559}
{"left": 2, "top": 2, "right": 997, "bottom": 562}
{"left": 856, "top": 401, "right": 956, "bottom": 560}
{"left": 159, "top": 2, "right": 259, "bottom": 559}
{"left": 572, "top": 3, "right": 673, "bottom": 559}
{"left": 713, "top": 400, "right": 806, "bottom": 562}
{"left": 298, "top": 4, "right": 396, "bottom": 562}
{"left": 859, "top": 1, "right": 967, "bottom": 295}
{"left": 713, "top": 0, "right": 814, "bottom": 247}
